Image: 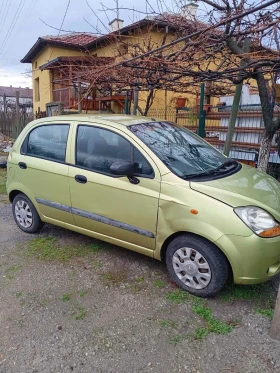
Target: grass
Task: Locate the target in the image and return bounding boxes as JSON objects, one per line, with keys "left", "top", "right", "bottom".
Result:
{"left": 168, "top": 334, "right": 187, "bottom": 345}
{"left": 79, "top": 290, "right": 87, "bottom": 298}
{"left": 61, "top": 293, "right": 71, "bottom": 302}
{"left": 154, "top": 280, "right": 166, "bottom": 288}
{"left": 192, "top": 299, "right": 233, "bottom": 340}
{"left": 136, "top": 276, "right": 144, "bottom": 283}
{"left": 0, "top": 169, "right": 7, "bottom": 195}
{"left": 194, "top": 327, "right": 209, "bottom": 340}
{"left": 26, "top": 237, "right": 103, "bottom": 262}
{"left": 256, "top": 308, "right": 274, "bottom": 319}
{"left": 75, "top": 307, "right": 87, "bottom": 320}
{"left": 92, "top": 260, "right": 103, "bottom": 269}
{"left": 159, "top": 319, "right": 178, "bottom": 329}
{"left": 6, "top": 265, "right": 20, "bottom": 280}
{"left": 103, "top": 271, "right": 127, "bottom": 286}
{"left": 166, "top": 289, "right": 189, "bottom": 304}
{"left": 15, "top": 291, "right": 22, "bottom": 298}
{"left": 219, "top": 284, "right": 272, "bottom": 301}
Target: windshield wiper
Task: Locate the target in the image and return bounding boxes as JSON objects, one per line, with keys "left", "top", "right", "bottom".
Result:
{"left": 182, "top": 159, "right": 239, "bottom": 180}
{"left": 213, "top": 159, "right": 238, "bottom": 172}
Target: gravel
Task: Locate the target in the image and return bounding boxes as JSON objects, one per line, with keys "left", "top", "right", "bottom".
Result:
{"left": 0, "top": 200, "right": 280, "bottom": 373}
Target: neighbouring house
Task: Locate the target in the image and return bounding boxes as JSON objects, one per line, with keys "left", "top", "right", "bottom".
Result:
{"left": 21, "top": 2, "right": 220, "bottom": 115}
{"left": 0, "top": 85, "right": 33, "bottom": 113}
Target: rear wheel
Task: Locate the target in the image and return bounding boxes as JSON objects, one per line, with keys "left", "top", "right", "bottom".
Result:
{"left": 12, "top": 193, "right": 44, "bottom": 233}
{"left": 165, "top": 234, "right": 229, "bottom": 298}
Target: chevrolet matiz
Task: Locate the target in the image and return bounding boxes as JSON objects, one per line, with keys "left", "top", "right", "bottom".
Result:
{"left": 6, "top": 115, "right": 280, "bottom": 297}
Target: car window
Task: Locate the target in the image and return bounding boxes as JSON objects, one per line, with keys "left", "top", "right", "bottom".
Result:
{"left": 26, "top": 124, "right": 69, "bottom": 162}
{"left": 76, "top": 125, "right": 154, "bottom": 177}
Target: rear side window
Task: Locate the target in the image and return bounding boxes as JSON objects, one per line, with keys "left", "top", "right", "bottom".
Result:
{"left": 23, "top": 125, "right": 69, "bottom": 162}
{"left": 76, "top": 125, "right": 154, "bottom": 177}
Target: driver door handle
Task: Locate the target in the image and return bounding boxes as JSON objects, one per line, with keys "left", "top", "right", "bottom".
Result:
{"left": 75, "top": 175, "right": 87, "bottom": 184}
{"left": 18, "top": 162, "right": 27, "bottom": 169}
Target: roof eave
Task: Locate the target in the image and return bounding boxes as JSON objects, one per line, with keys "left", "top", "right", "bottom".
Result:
{"left": 21, "top": 38, "right": 89, "bottom": 64}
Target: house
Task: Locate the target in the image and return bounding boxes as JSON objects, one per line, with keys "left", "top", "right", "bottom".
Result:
{"left": 21, "top": 2, "right": 218, "bottom": 115}
{"left": 0, "top": 86, "right": 33, "bottom": 113}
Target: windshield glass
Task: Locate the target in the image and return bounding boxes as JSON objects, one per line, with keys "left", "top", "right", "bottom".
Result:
{"left": 129, "top": 121, "right": 227, "bottom": 178}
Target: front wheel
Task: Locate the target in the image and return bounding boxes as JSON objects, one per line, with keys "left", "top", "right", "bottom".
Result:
{"left": 165, "top": 234, "right": 229, "bottom": 298}
{"left": 12, "top": 193, "right": 44, "bottom": 234}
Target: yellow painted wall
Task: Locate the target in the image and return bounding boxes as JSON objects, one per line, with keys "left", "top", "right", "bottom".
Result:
{"left": 30, "top": 27, "right": 231, "bottom": 114}
{"left": 32, "top": 46, "right": 88, "bottom": 113}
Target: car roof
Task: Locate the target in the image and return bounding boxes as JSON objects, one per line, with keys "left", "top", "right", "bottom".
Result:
{"left": 33, "top": 114, "right": 157, "bottom": 128}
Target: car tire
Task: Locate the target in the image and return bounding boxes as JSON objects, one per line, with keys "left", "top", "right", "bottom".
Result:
{"left": 12, "top": 193, "right": 44, "bottom": 234}
{"left": 165, "top": 234, "right": 229, "bottom": 298}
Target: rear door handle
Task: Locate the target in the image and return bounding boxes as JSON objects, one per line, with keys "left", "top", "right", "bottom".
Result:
{"left": 18, "top": 162, "right": 27, "bottom": 169}
{"left": 75, "top": 175, "right": 87, "bottom": 184}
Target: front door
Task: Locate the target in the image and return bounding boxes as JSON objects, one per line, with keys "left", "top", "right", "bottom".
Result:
{"left": 68, "top": 123, "right": 161, "bottom": 250}
{"left": 17, "top": 123, "right": 75, "bottom": 225}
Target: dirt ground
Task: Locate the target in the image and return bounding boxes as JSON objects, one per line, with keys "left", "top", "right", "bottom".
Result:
{"left": 0, "top": 188, "right": 280, "bottom": 373}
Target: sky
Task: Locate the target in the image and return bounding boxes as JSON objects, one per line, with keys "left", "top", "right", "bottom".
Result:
{"left": 0, "top": 0, "right": 186, "bottom": 88}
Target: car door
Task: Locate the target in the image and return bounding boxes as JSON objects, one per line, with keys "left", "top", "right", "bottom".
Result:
{"left": 17, "top": 122, "right": 75, "bottom": 225}
{"left": 68, "top": 122, "right": 161, "bottom": 251}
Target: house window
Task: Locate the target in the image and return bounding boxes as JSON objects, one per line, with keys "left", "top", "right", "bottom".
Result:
{"left": 34, "top": 77, "right": 40, "bottom": 102}
{"left": 118, "top": 44, "right": 128, "bottom": 56}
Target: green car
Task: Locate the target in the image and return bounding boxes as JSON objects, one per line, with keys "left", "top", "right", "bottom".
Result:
{"left": 6, "top": 115, "right": 280, "bottom": 297}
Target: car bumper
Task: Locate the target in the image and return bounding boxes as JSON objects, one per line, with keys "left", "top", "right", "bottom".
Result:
{"left": 215, "top": 234, "right": 280, "bottom": 285}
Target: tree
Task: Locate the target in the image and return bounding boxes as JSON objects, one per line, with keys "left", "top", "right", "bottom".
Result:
{"left": 101, "top": 0, "right": 280, "bottom": 172}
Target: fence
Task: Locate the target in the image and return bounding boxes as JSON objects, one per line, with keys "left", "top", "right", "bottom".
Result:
{"left": 0, "top": 111, "right": 34, "bottom": 138}
{"left": 146, "top": 106, "right": 280, "bottom": 181}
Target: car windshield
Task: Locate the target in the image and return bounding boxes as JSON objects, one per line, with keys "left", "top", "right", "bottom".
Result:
{"left": 129, "top": 121, "right": 228, "bottom": 178}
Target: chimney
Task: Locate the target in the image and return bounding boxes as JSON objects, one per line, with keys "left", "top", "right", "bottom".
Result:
{"left": 109, "top": 18, "right": 124, "bottom": 32}
{"left": 181, "top": 1, "right": 198, "bottom": 19}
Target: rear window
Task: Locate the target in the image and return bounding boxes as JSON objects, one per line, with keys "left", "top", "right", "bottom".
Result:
{"left": 23, "top": 124, "right": 69, "bottom": 162}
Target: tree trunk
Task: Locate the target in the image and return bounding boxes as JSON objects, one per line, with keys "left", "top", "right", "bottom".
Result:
{"left": 143, "top": 89, "right": 155, "bottom": 116}
{"left": 257, "top": 131, "right": 273, "bottom": 172}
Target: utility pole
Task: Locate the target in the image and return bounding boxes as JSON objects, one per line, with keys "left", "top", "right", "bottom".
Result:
{"left": 77, "top": 82, "right": 82, "bottom": 114}
{"left": 15, "top": 91, "right": 20, "bottom": 137}
{"left": 133, "top": 88, "right": 139, "bottom": 116}
{"left": 224, "top": 38, "right": 251, "bottom": 156}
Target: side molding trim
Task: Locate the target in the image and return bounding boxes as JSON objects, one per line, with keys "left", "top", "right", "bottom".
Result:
{"left": 36, "top": 198, "right": 154, "bottom": 238}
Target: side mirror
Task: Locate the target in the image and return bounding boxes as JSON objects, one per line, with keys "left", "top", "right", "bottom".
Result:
{"left": 110, "top": 160, "right": 134, "bottom": 176}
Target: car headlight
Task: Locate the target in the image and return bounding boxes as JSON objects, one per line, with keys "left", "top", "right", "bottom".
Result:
{"left": 234, "top": 206, "right": 280, "bottom": 238}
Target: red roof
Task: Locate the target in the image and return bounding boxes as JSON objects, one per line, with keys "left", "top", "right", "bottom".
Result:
{"left": 0, "top": 86, "right": 32, "bottom": 99}
{"left": 42, "top": 33, "right": 97, "bottom": 46}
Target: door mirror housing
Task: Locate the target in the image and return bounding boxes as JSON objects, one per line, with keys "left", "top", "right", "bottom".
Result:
{"left": 110, "top": 160, "right": 134, "bottom": 176}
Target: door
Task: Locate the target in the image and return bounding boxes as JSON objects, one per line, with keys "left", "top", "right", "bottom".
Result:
{"left": 68, "top": 123, "right": 161, "bottom": 250}
{"left": 17, "top": 123, "right": 75, "bottom": 225}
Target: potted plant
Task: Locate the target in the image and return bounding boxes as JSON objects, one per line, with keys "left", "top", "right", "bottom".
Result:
{"left": 171, "top": 96, "right": 187, "bottom": 108}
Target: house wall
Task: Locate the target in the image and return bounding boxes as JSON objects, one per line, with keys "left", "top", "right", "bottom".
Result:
{"left": 30, "top": 28, "right": 230, "bottom": 114}
{"left": 32, "top": 46, "right": 87, "bottom": 113}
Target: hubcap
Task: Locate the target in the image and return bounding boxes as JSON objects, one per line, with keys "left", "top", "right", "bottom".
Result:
{"left": 15, "top": 200, "right": 33, "bottom": 228}
{"left": 172, "top": 247, "right": 211, "bottom": 289}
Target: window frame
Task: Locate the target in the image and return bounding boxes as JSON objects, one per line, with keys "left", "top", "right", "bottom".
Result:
{"left": 20, "top": 123, "right": 70, "bottom": 164}
{"left": 75, "top": 124, "right": 155, "bottom": 179}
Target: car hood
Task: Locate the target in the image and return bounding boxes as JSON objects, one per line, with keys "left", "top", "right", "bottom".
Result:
{"left": 190, "top": 164, "right": 280, "bottom": 221}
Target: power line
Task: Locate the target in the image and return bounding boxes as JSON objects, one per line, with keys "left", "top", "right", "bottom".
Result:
{"left": 0, "top": 0, "right": 27, "bottom": 56}
{"left": 49, "top": 0, "right": 71, "bottom": 61}
{"left": 0, "top": 1, "right": 11, "bottom": 36}
{"left": 3, "top": 0, "right": 38, "bottom": 55}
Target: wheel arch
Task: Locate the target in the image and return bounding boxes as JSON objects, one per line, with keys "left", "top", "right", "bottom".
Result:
{"left": 160, "top": 231, "right": 233, "bottom": 281}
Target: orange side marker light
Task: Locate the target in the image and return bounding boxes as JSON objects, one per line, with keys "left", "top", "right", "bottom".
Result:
{"left": 190, "top": 209, "right": 198, "bottom": 215}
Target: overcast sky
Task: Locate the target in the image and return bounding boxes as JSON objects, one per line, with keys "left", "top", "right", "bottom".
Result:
{"left": 0, "top": 0, "right": 186, "bottom": 88}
